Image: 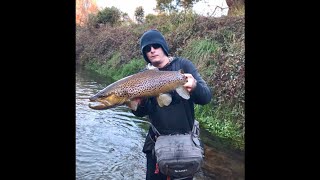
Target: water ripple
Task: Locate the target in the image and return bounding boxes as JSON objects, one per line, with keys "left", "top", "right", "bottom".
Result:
{"left": 76, "top": 72, "right": 146, "bottom": 180}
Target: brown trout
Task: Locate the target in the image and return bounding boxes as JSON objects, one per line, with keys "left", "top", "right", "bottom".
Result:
{"left": 88, "top": 69, "right": 190, "bottom": 111}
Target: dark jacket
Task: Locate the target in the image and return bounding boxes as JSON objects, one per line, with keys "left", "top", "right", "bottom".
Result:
{"left": 132, "top": 57, "right": 212, "bottom": 153}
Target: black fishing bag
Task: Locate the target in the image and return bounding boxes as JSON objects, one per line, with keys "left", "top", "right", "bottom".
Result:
{"left": 153, "top": 120, "right": 204, "bottom": 179}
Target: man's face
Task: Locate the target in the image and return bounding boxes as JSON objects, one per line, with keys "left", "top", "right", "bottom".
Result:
{"left": 144, "top": 44, "right": 166, "bottom": 67}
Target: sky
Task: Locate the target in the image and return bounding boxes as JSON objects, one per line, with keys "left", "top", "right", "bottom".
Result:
{"left": 96, "top": 0, "right": 228, "bottom": 20}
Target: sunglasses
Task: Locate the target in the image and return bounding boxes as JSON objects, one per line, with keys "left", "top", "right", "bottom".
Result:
{"left": 143, "top": 44, "right": 162, "bottom": 53}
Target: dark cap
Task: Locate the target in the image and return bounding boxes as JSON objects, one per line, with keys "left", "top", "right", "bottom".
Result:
{"left": 140, "top": 29, "right": 169, "bottom": 63}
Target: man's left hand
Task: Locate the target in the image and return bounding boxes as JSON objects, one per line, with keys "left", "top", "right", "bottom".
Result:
{"left": 183, "top": 73, "right": 197, "bottom": 92}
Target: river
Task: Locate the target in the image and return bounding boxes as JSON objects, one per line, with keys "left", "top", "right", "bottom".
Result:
{"left": 76, "top": 66, "right": 244, "bottom": 180}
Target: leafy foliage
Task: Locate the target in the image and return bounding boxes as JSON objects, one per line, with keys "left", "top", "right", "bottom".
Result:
{"left": 145, "top": 14, "right": 157, "bottom": 24}
{"left": 226, "top": 0, "right": 245, "bottom": 16}
{"left": 195, "top": 103, "right": 245, "bottom": 150}
{"left": 155, "top": 0, "right": 201, "bottom": 13}
{"left": 134, "top": 6, "right": 145, "bottom": 24}
{"left": 96, "top": 6, "right": 122, "bottom": 26}
{"left": 179, "top": 0, "right": 201, "bottom": 9}
{"left": 156, "top": 0, "right": 179, "bottom": 13}
{"left": 85, "top": 56, "right": 146, "bottom": 81}
{"left": 76, "top": 0, "right": 99, "bottom": 26}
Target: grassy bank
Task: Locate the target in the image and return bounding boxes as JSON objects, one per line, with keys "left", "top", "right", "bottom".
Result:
{"left": 76, "top": 11, "right": 244, "bottom": 151}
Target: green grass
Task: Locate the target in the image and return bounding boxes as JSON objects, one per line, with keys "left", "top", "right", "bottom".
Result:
{"left": 182, "top": 39, "right": 219, "bottom": 64}
{"left": 181, "top": 39, "right": 219, "bottom": 75}
{"left": 195, "top": 103, "right": 244, "bottom": 150}
{"left": 113, "top": 58, "right": 146, "bottom": 80}
{"left": 85, "top": 55, "right": 146, "bottom": 81}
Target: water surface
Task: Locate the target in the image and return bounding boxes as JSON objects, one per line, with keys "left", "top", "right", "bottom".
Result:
{"left": 76, "top": 67, "right": 244, "bottom": 180}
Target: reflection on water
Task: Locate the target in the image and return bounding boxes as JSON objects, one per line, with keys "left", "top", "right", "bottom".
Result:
{"left": 76, "top": 66, "right": 244, "bottom": 180}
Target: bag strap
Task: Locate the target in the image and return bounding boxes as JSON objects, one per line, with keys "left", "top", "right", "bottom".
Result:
{"left": 149, "top": 121, "right": 161, "bottom": 136}
{"left": 148, "top": 119, "right": 199, "bottom": 137}
{"left": 114, "top": 118, "right": 161, "bottom": 136}
{"left": 192, "top": 120, "right": 200, "bottom": 137}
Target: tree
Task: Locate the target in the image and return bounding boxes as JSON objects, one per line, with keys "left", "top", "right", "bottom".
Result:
{"left": 134, "top": 6, "right": 145, "bottom": 24}
{"left": 155, "top": 0, "right": 200, "bottom": 13}
{"left": 180, "top": 0, "right": 201, "bottom": 10}
{"left": 145, "top": 14, "right": 157, "bottom": 23}
{"left": 156, "top": 0, "right": 178, "bottom": 13}
{"left": 96, "top": 6, "right": 122, "bottom": 27}
{"left": 121, "top": 12, "right": 132, "bottom": 24}
{"left": 76, "top": 0, "right": 98, "bottom": 26}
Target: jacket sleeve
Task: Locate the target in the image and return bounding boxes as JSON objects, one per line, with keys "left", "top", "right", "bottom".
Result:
{"left": 182, "top": 59, "right": 212, "bottom": 105}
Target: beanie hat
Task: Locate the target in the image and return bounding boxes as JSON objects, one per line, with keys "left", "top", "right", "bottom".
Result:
{"left": 140, "top": 29, "right": 169, "bottom": 63}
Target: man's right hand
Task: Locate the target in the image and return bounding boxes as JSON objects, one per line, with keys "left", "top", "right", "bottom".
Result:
{"left": 133, "top": 97, "right": 144, "bottom": 106}
{"left": 128, "top": 97, "right": 147, "bottom": 111}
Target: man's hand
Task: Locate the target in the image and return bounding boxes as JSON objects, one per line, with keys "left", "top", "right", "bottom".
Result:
{"left": 132, "top": 97, "right": 144, "bottom": 106}
{"left": 128, "top": 97, "right": 147, "bottom": 111}
{"left": 183, "top": 73, "right": 197, "bottom": 92}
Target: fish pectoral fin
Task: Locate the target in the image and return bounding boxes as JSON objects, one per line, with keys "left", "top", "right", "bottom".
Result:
{"left": 125, "top": 100, "right": 139, "bottom": 111}
{"left": 176, "top": 86, "right": 190, "bottom": 100}
{"left": 157, "top": 93, "right": 172, "bottom": 107}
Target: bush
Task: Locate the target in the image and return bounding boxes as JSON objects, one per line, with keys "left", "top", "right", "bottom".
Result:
{"left": 96, "top": 6, "right": 122, "bottom": 26}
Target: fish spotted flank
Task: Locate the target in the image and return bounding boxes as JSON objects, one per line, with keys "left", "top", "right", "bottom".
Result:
{"left": 88, "top": 69, "right": 189, "bottom": 111}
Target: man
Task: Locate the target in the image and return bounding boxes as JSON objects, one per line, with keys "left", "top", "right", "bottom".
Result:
{"left": 132, "top": 29, "right": 212, "bottom": 180}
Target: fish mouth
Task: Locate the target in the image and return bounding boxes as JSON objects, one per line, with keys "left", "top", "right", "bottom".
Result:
{"left": 88, "top": 102, "right": 108, "bottom": 110}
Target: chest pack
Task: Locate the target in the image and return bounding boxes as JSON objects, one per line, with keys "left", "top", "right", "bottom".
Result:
{"left": 151, "top": 120, "right": 204, "bottom": 179}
